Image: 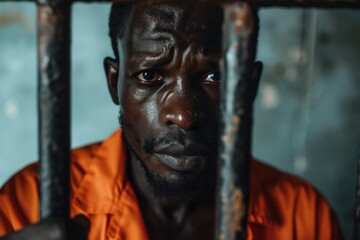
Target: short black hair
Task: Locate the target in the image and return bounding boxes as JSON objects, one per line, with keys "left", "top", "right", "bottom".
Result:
{"left": 108, "top": 4, "right": 133, "bottom": 60}
{"left": 108, "top": 2, "right": 259, "bottom": 62}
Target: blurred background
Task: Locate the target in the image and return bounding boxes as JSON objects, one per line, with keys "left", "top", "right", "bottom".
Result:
{"left": 0, "top": 3, "right": 359, "bottom": 239}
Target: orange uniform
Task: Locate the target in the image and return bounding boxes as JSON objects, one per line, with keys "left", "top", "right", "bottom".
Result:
{"left": 0, "top": 129, "right": 343, "bottom": 239}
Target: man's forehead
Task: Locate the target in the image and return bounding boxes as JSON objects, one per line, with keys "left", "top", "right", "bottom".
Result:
{"left": 129, "top": 3, "right": 223, "bottom": 38}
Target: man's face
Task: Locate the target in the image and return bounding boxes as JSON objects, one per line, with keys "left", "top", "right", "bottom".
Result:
{"left": 117, "top": 3, "right": 224, "bottom": 198}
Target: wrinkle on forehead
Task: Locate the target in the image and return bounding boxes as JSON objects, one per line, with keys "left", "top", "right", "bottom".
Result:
{"left": 127, "top": 45, "right": 175, "bottom": 72}
{"left": 132, "top": 3, "right": 223, "bottom": 40}
{"left": 141, "top": 5, "right": 186, "bottom": 33}
{"left": 125, "top": 3, "right": 223, "bottom": 61}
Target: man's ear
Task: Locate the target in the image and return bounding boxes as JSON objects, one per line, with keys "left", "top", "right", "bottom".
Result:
{"left": 249, "top": 61, "right": 263, "bottom": 104}
{"left": 104, "top": 57, "right": 120, "bottom": 105}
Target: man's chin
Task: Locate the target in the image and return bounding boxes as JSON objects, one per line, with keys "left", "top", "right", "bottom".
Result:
{"left": 145, "top": 168, "right": 215, "bottom": 200}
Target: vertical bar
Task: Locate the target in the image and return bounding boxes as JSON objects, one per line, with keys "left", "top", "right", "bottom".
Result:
{"left": 38, "top": 0, "right": 71, "bottom": 222}
{"left": 215, "top": 2, "right": 255, "bottom": 240}
{"left": 354, "top": 148, "right": 360, "bottom": 240}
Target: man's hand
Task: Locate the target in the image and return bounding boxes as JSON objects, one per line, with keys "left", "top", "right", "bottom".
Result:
{"left": 0, "top": 215, "right": 89, "bottom": 240}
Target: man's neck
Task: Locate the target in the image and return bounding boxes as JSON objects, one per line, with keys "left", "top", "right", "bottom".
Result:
{"left": 126, "top": 150, "right": 215, "bottom": 240}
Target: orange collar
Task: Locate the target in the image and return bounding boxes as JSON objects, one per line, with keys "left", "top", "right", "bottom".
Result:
{"left": 72, "top": 129, "right": 127, "bottom": 214}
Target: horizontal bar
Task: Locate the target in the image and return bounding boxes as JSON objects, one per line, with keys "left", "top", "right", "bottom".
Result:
{"left": 0, "top": 0, "right": 359, "bottom": 9}
{"left": 69, "top": 0, "right": 360, "bottom": 8}
{"left": 256, "top": 0, "right": 360, "bottom": 8}
{"left": 96, "top": 0, "right": 360, "bottom": 8}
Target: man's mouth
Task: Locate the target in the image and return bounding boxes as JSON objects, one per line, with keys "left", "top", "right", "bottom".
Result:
{"left": 145, "top": 135, "right": 214, "bottom": 172}
{"left": 154, "top": 153, "right": 207, "bottom": 172}
{"left": 153, "top": 141, "right": 208, "bottom": 155}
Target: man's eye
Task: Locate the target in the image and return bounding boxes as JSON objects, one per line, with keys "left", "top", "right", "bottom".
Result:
{"left": 202, "top": 72, "right": 221, "bottom": 82}
{"left": 137, "top": 70, "right": 163, "bottom": 82}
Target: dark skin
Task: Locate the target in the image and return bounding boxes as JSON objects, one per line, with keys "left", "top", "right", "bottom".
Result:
{"left": 0, "top": 2, "right": 261, "bottom": 240}
{"left": 105, "top": 3, "right": 262, "bottom": 240}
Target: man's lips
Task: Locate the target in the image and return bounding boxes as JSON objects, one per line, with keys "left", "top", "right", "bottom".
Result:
{"left": 154, "top": 153, "right": 207, "bottom": 172}
{"left": 151, "top": 140, "right": 212, "bottom": 171}
{"left": 153, "top": 142, "right": 208, "bottom": 156}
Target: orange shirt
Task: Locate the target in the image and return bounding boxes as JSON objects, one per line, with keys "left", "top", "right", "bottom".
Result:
{"left": 0, "top": 129, "right": 343, "bottom": 239}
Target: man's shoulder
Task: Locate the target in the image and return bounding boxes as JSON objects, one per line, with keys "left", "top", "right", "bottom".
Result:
{"left": 0, "top": 141, "right": 104, "bottom": 234}
{"left": 250, "top": 159, "right": 327, "bottom": 219}
{"left": 250, "top": 159, "right": 332, "bottom": 223}
{"left": 250, "top": 159, "right": 343, "bottom": 238}
{"left": 251, "top": 159, "right": 318, "bottom": 194}
{"left": 1, "top": 141, "right": 104, "bottom": 194}
{"left": 0, "top": 163, "right": 39, "bottom": 199}
{"left": 0, "top": 161, "right": 41, "bottom": 234}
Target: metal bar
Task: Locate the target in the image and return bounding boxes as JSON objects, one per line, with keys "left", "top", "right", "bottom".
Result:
{"left": 1, "top": 0, "right": 360, "bottom": 9}
{"left": 215, "top": 2, "right": 255, "bottom": 240}
{"left": 66, "top": 0, "right": 360, "bottom": 9}
{"left": 354, "top": 148, "right": 360, "bottom": 240}
{"left": 256, "top": 0, "right": 360, "bottom": 8}
{"left": 38, "top": 0, "right": 71, "bottom": 224}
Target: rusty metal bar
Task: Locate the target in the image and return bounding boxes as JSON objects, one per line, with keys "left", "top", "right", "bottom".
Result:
{"left": 215, "top": 2, "right": 255, "bottom": 240}
{"left": 78, "top": 0, "right": 360, "bottom": 8}
{"left": 1, "top": 0, "right": 360, "bottom": 8}
{"left": 38, "top": 0, "right": 71, "bottom": 224}
{"left": 256, "top": 0, "right": 360, "bottom": 7}
{"left": 354, "top": 148, "right": 360, "bottom": 240}
{"left": 57, "top": 0, "right": 360, "bottom": 9}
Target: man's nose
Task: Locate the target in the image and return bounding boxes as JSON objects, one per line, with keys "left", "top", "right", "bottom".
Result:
{"left": 159, "top": 81, "right": 201, "bottom": 130}
{"left": 162, "top": 110, "right": 199, "bottom": 129}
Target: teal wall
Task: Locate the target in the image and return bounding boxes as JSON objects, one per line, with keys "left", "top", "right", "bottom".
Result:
{"left": 254, "top": 9, "right": 360, "bottom": 239}
{"left": 0, "top": 4, "right": 359, "bottom": 239}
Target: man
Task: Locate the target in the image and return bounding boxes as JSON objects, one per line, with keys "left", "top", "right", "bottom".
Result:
{"left": 0, "top": 2, "right": 342, "bottom": 240}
